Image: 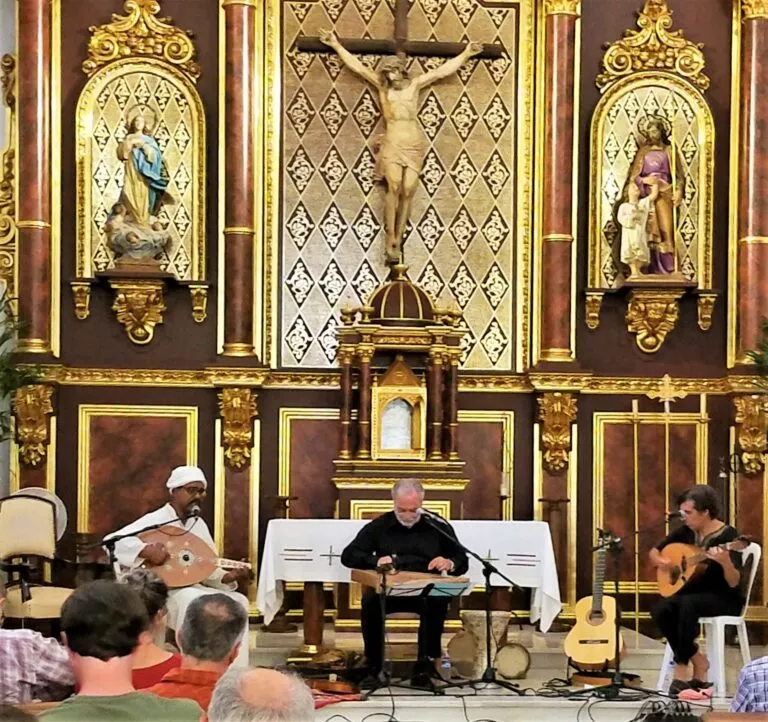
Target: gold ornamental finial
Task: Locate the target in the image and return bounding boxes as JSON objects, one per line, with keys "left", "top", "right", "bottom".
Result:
{"left": 14, "top": 385, "right": 54, "bottom": 468}
{"left": 83, "top": 0, "right": 200, "bottom": 80}
{"left": 596, "top": 0, "right": 709, "bottom": 92}
{"left": 537, "top": 392, "right": 578, "bottom": 473}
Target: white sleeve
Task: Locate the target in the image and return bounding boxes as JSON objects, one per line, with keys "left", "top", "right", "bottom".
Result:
{"left": 112, "top": 536, "right": 147, "bottom": 569}
{"left": 201, "top": 566, "right": 238, "bottom": 591}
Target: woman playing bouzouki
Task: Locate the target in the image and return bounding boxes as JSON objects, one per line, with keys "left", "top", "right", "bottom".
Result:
{"left": 649, "top": 485, "right": 745, "bottom": 698}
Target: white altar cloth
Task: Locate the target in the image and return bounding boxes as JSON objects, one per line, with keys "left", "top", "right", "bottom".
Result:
{"left": 256, "top": 519, "right": 562, "bottom": 631}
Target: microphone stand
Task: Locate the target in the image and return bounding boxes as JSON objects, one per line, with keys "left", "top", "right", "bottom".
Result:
{"left": 97, "top": 513, "right": 196, "bottom": 578}
{"left": 420, "top": 513, "right": 522, "bottom": 694}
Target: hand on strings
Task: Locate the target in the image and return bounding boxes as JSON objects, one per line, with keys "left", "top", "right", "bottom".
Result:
{"left": 221, "top": 565, "right": 250, "bottom": 585}
{"left": 428, "top": 556, "right": 453, "bottom": 573}
{"left": 707, "top": 547, "right": 733, "bottom": 568}
{"left": 139, "top": 542, "right": 169, "bottom": 566}
{"left": 376, "top": 555, "right": 394, "bottom": 569}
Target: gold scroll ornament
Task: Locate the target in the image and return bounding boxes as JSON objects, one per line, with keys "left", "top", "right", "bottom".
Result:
{"left": 734, "top": 395, "right": 768, "bottom": 475}
{"left": 14, "top": 385, "right": 54, "bottom": 467}
{"left": 218, "top": 388, "right": 258, "bottom": 470}
{"left": 537, "top": 392, "right": 578, "bottom": 473}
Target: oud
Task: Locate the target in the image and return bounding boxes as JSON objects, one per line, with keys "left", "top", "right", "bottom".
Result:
{"left": 563, "top": 538, "right": 624, "bottom": 670}
{"left": 656, "top": 536, "right": 751, "bottom": 598}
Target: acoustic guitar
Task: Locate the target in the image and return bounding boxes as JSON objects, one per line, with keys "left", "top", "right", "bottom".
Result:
{"left": 656, "top": 535, "right": 751, "bottom": 598}
{"left": 563, "top": 534, "right": 624, "bottom": 670}
{"left": 138, "top": 525, "right": 251, "bottom": 588}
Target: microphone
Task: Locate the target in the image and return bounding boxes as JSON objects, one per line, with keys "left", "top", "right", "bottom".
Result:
{"left": 186, "top": 503, "right": 201, "bottom": 520}
{"left": 418, "top": 508, "right": 450, "bottom": 525}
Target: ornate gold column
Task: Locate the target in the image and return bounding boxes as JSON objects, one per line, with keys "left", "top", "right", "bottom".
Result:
{"left": 736, "top": 1, "right": 768, "bottom": 362}
{"left": 16, "top": 0, "right": 52, "bottom": 353}
{"left": 536, "top": 0, "right": 580, "bottom": 364}
{"left": 222, "top": 0, "right": 257, "bottom": 357}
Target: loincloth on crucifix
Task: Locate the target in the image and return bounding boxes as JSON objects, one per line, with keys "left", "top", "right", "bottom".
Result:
{"left": 372, "top": 133, "right": 428, "bottom": 181}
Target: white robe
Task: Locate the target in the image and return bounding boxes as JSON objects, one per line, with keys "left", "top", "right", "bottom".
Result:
{"left": 105, "top": 503, "right": 250, "bottom": 667}
{"left": 618, "top": 196, "right": 652, "bottom": 266}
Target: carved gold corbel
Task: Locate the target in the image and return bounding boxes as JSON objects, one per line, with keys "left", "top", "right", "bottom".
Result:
{"left": 625, "top": 289, "right": 683, "bottom": 353}
{"left": 585, "top": 292, "right": 603, "bottom": 330}
{"left": 82, "top": 0, "right": 200, "bottom": 80}
{"left": 14, "top": 385, "right": 54, "bottom": 468}
{"left": 71, "top": 282, "right": 92, "bottom": 320}
{"left": 596, "top": 0, "right": 709, "bottom": 91}
{"left": 189, "top": 285, "right": 208, "bottom": 323}
{"left": 218, "top": 388, "right": 258, "bottom": 469}
{"left": 743, "top": 1, "right": 768, "bottom": 20}
{"left": 697, "top": 293, "right": 716, "bottom": 332}
{"left": 734, "top": 395, "right": 768, "bottom": 475}
{"left": 537, "top": 392, "right": 578, "bottom": 473}
{"left": 109, "top": 279, "right": 167, "bottom": 344}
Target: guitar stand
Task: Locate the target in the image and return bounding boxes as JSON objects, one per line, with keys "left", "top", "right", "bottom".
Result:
{"left": 568, "top": 531, "right": 657, "bottom": 701}
{"left": 361, "top": 567, "right": 444, "bottom": 700}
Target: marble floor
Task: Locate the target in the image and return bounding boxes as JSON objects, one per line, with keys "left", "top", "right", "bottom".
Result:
{"left": 247, "top": 623, "right": 757, "bottom": 722}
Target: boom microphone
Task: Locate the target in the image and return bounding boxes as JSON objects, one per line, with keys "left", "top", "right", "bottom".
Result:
{"left": 186, "top": 503, "right": 202, "bottom": 519}
{"left": 418, "top": 507, "right": 450, "bottom": 525}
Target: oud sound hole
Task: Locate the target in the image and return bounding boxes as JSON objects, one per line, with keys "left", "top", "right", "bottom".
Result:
{"left": 588, "top": 611, "right": 605, "bottom": 625}
{"left": 178, "top": 550, "right": 196, "bottom": 568}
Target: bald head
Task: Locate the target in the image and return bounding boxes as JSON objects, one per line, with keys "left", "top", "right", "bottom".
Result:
{"left": 208, "top": 667, "right": 314, "bottom": 722}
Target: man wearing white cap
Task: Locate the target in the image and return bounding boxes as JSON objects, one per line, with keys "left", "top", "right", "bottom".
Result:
{"left": 105, "top": 466, "right": 251, "bottom": 667}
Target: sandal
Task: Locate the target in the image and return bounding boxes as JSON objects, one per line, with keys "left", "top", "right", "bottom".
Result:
{"left": 668, "top": 679, "right": 691, "bottom": 697}
{"left": 690, "top": 678, "right": 713, "bottom": 690}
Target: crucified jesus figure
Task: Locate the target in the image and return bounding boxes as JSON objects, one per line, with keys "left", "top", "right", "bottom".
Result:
{"left": 320, "top": 30, "right": 484, "bottom": 265}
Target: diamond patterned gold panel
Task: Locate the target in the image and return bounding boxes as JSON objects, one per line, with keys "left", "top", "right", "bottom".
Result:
{"left": 281, "top": 0, "right": 522, "bottom": 369}
{"left": 596, "top": 86, "right": 704, "bottom": 289}
{"left": 81, "top": 68, "right": 202, "bottom": 280}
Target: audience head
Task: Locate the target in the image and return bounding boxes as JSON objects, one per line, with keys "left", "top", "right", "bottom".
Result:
{"left": 0, "top": 706, "right": 36, "bottom": 722}
{"left": 677, "top": 484, "right": 722, "bottom": 527}
{"left": 178, "top": 593, "right": 247, "bottom": 665}
{"left": 391, "top": 478, "right": 424, "bottom": 529}
{"left": 208, "top": 667, "right": 314, "bottom": 722}
{"left": 120, "top": 568, "right": 169, "bottom": 633}
{"left": 61, "top": 580, "right": 148, "bottom": 663}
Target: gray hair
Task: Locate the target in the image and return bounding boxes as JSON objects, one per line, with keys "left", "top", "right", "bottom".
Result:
{"left": 391, "top": 478, "right": 424, "bottom": 500}
{"left": 179, "top": 594, "right": 247, "bottom": 662}
{"left": 208, "top": 667, "right": 314, "bottom": 722}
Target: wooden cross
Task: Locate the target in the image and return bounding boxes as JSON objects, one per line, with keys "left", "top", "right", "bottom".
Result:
{"left": 320, "top": 544, "right": 342, "bottom": 567}
{"left": 297, "top": 0, "right": 504, "bottom": 60}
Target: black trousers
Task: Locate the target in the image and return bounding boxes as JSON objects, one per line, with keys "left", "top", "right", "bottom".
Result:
{"left": 651, "top": 592, "right": 741, "bottom": 664}
{"left": 360, "top": 588, "right": 449, "bottom": 671}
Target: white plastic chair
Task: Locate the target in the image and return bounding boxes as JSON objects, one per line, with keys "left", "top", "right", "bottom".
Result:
{"left": 655, "top": 542, "right": 761, "bottom": 697}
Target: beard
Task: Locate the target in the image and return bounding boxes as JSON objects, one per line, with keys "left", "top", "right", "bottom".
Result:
{"left": 394, "top": 510, "right": 420, "bottom": 528}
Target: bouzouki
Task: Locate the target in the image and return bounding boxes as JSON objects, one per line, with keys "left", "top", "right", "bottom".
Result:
{"left": 656, "top": 535, "right": 752, "bottom": 598}
{"left": 563, "top": 534, "right": 624, "bottom": 671}
{"left": 138, "top": 525, "right": 251, "bottom": 588}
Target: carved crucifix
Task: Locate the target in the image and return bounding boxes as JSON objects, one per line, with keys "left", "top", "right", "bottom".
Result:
{"left": 297, "top": 0, "right": 504, "bottom": 267}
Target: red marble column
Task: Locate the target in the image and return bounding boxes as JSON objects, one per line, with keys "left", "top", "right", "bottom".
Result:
{"left": 339, "top": 350, "right": 353, "bottom": 459}
{"left": 427, "top": 352, "right": 444, "bottom": 460}
{"left": 736, "top": 4, "right": 768, "bottom": 362}
{"left": 537, "top": 1, "right": 579, "bottom": 364}
{"left": 16, "top": 0, "right": 52, "bottom": 353}
{"left": 446, "top": 355, "right": 459, "bottom": 460}
{"left": 222, "top": 0, "right": 256, "bottom": 357}
{"left": 356, "top": 350, "right": 372, "bottom": 459}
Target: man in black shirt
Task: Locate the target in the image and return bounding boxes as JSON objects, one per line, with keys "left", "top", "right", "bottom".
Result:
{"left": 649, "top": 485, "right": 744, "bottom": 696}
{"left": 341, "top": 479, "right": 468, "bottom": 680}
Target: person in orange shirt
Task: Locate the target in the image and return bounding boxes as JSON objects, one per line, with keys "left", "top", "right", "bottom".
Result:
{"left": 146, "top": 593, "right": 246, "bottom": 711}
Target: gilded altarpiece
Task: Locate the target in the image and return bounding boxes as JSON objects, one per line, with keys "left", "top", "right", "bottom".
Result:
{"left": 275, "top": 0, "right": 534, "bottom": 370}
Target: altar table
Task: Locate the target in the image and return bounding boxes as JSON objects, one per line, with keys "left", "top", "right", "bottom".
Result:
{"left": 256, "top": 519, "right": 562, "bottom": 648}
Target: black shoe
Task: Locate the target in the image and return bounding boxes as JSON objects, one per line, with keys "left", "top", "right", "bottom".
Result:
{"left": 410, "top": 659, "right": 437, "bottom": 688}
{"left": 360, "top": 673, "right": 380, "bottom": 689}
{"left": 668, "top": 679, "right": 691, "bottom": 697}
{"left": 690, "top": 678, "right": 713, "bottom": 690}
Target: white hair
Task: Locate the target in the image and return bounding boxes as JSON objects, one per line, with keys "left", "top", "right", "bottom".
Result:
{"left": 208, "top": 667, "right": 314, "bottom": 722}
{"left": 391, "top": 478, "right": 424, "bottom": 500}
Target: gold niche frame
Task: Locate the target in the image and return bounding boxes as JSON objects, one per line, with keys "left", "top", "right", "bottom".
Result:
{"left": 371, "top": 356, "right": 427, "bottom": 461}
{"left": 76, "top": 404, "right": 198, "bottom": 533}
{"left": 74, "top": 52, "right": 207, "bottom": 336}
